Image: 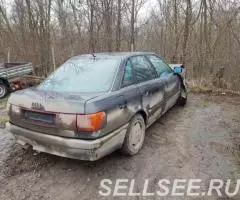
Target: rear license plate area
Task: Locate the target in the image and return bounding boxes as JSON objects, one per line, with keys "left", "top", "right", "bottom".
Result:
{"left": 23, "top": 110, "right": 56, "bottom": 125}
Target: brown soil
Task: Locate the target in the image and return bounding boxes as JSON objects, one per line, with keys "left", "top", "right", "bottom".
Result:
{"left": 0, "top": 94, "right": 240, "bottom": 200}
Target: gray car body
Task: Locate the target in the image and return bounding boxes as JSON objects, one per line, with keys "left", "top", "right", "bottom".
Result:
{"left": 7, "top": 52, "right": 184, "bottom": 160}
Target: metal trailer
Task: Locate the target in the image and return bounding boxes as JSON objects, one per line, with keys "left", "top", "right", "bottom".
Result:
{"left": 0, "top": 63, "right": 34, "bottom": 98}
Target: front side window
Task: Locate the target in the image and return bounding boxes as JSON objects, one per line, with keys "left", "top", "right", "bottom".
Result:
{"left": 38, "top": 57, "right": 120, "bottom": 93}
{"left": 131, "top": 56, "right": 157, "bottom": 83}
{"left": 147, "top": 55, "right": 173, "bottom": 77}
{"left": 122, "top": 60, "right": 134, "bottom": 87}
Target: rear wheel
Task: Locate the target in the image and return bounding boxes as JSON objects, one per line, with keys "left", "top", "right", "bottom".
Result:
{"left": 121, "top": 114, "right": 145, "bottom": 156}
{"left": 0, "top": 83, "right": 8, "bottom": 99}
{"left": 177, "top": 86, "right": 187, "bottom": 106}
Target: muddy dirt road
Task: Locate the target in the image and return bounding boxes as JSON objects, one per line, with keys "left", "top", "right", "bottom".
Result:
{"left": 0, "top": 94, "right": 240, "bottom": 200}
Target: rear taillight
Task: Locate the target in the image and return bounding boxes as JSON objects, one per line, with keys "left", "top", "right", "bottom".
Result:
{"left": 57, "top": 113, "right": 77, "bottom": 130}
{"left": 76, "top": 112, "right": 106, "bottom": 132}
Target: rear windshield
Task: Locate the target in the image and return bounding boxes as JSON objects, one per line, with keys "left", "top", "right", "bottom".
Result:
{"left": 38, "top": 57, "right": 120, "bottom": 93}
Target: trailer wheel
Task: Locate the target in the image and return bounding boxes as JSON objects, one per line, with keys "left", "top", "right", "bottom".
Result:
{"left": 0, "top": 83, "right": 8, "bottom": 99}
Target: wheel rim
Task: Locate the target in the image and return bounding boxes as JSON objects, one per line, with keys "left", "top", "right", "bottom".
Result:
{"left": 129, "top": 121, "right": 144, "bottom": 151}
{"left": 0, "top": 86, "right": 6, "bottom": 98}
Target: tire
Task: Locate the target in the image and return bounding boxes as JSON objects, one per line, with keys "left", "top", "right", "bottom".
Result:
{"left": 177, "top": 86, "right": 187, "bottom": 106}
{"left": 0, "top": 83, "right": 8, "bottom": 99}
{"left": 121, "top": 114, "right": 146, "bottom": 156}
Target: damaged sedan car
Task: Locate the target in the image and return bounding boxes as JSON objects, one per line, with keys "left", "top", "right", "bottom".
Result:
{"left": 6, "top": 52, "right": 187, "bottom": 161}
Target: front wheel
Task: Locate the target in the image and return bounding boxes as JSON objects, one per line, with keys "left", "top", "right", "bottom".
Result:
{"left": 0, "top": 83, "right": 8, "bottom": 99}
{"left": 177, "top": 86, "right": 187, "bottom": 106}
{"left": 120, "top": 114, "right": 146, "bottom": 156}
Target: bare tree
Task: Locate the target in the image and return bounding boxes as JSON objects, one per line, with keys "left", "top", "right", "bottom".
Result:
{"left": 102, "top": 0, "right": 113, "bottom": 51}
{"left": 87, "top": 0, "right": 95, "bottom": 52}
{"left": 0, "top": 0, "right": 240, "bottom": 90}
{"left": 182, "top": 0, "right": 192, "bottom": 65}
{"left": 130, "top": 0, "right": 135, "bottom": 51}
{"left": 116, "top": 0, "right": 122, "bottom": 51}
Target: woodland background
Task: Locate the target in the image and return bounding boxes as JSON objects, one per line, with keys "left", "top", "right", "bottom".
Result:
{"left": 0, "top": 0, "right": 240, "bottom": 91}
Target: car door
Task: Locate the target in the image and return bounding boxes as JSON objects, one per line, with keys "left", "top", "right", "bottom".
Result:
{"left": 146, "top": 54, "right": 181, "bottom": 112}
{"left": 117, "top": 59, "right": 142, "bottom": 125}
{"left": 130, "top": 55, "right": 165, "bottom": 126}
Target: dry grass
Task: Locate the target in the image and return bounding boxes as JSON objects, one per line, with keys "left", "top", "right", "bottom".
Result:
{"left": 0, "top": 114, "right": 8, "bottom": 128}
{"left": 0, "top": 98, "right": 8, "bottom": 109}
{"left": 0, "top": 98, "right": 9, "bottom": 128}
{"left": 187, "top": 79, "right": 240, "bottom": 96}
{"left": 187, "top": 79, "right": 214, "bottom": 93}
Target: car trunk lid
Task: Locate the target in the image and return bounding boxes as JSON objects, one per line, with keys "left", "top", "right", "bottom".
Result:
{"left": 8, "top": 88, "right": 103, "bottom": 138}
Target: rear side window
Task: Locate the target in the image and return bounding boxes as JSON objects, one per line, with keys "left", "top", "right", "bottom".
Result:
{"left": 131, "top": 56, "right": 157, "bottom": 83}
{"left": 147, "top": 55, "right": 173, "bottom": 77}
{"left": 122, "top": 60, "right": 134, "bottom": 87}
{"left": 38, "top": 57, "right": 120, "bottom": 93}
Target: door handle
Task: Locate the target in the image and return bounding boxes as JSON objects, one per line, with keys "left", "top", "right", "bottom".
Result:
{"left": 119, "top": 101, "right": 127, "bottom": 109}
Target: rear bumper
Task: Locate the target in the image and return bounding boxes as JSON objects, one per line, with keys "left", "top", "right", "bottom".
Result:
{"left": 6, "top": 122, "right": 128, "bottom": 161}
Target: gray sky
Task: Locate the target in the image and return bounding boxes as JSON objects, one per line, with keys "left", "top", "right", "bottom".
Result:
{"left": 3, "top": 0, "right": 159, "bottom": 22}
{"left": 139, "top": 0, "right": 158, "bottom": 18}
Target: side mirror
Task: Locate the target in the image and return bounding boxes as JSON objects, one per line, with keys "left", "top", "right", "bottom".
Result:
{"left": 174, "top": 66, "right": 183, "bottom": 74}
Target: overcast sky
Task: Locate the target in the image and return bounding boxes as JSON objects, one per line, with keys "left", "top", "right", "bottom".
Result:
{"left": 139, "top": 0, "right": 158, "bottom": 18}
{"left": 3, "top": 0, "right": 159, "bottom": 21}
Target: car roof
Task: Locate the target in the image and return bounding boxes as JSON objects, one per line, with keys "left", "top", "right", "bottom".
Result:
{"left": 70, "top": 52, "right": 157, "bottom": 60}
